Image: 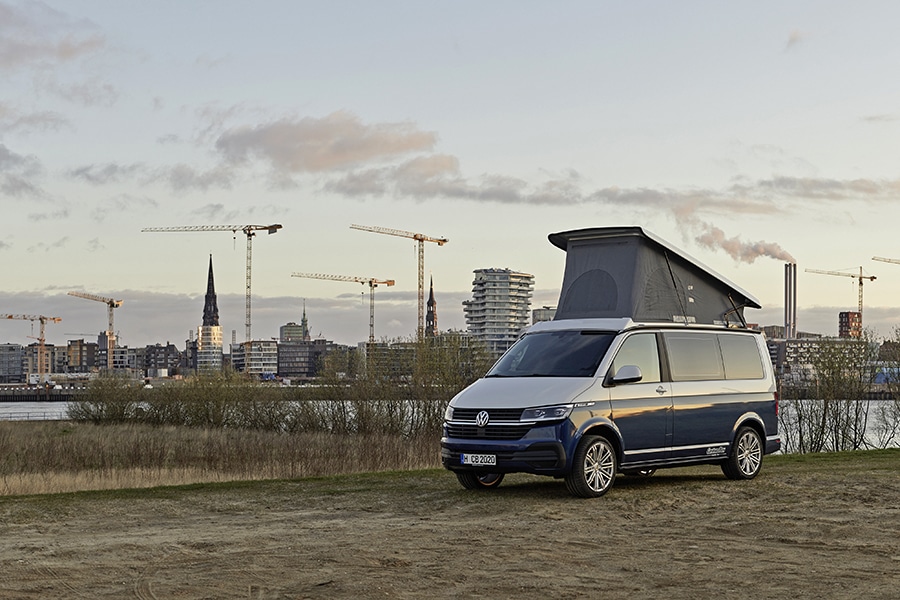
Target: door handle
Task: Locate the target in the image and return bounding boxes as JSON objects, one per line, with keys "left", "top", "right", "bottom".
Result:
{"left": 656, "top": 386, "right": 666, "bottom": 395}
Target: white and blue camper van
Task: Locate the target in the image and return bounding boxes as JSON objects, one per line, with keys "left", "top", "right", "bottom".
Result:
{"left": 441, "top": 227, "right": 781, "bottom": 498}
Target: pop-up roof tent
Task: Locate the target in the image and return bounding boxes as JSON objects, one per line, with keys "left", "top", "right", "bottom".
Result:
{"left": 548, "top": 227, "right": 761, "bottom": 327}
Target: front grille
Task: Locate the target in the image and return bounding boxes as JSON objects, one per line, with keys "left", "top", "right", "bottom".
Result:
{"left": 452, "top": 407, "right": 524, "bottom": 422}
{"left": 446, "top": 423, "right": 532, "bottom": 440}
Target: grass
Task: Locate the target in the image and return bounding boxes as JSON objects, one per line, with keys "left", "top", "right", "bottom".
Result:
{"left": 0, "top": 420, "right": 441, "bottom": 496}
{"left": 3, "top": 419, "right": 898, "bottom": 499}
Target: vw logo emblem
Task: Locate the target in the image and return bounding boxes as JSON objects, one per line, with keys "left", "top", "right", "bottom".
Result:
{"left": 475, "top": 410, "right": 490, "bottom": 427}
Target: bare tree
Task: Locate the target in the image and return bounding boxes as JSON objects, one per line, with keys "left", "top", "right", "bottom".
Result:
{"left": 780, "top": 331, "right": 879, "bottom": 453}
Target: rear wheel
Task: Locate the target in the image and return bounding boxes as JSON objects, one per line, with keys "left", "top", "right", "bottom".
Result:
{"left": 456, "top": 472, "right": 504, "bottom": 490}
{"left": 565, "top": 435, "right": 617, "bottom": 498}
{"left": 722, "top": 426, "right": 763, "bottom": 480}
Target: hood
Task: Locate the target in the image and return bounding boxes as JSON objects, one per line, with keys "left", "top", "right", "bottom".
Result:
{"left": 450, "top": 376, "right": 600, "bottom": 410}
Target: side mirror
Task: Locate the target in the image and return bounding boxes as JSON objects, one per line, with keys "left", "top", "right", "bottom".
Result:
{"left": 610, "top": 365, "right": 643, "bottom": 385}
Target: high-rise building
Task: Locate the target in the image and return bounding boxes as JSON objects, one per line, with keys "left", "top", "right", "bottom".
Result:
{"left": 463, "top": 268, "right": 534, "bottom": 356}
{"left": 425, "top": 276, "right": 438, "bottom": 337}
{"left": 197, "top": 255, "right": 223, "bottom": 371}
{"left": 839, "top": 311, "right": 862, "bottom": 338}
{"left": 0, "top": 343, "right": 24, "bottom": 384}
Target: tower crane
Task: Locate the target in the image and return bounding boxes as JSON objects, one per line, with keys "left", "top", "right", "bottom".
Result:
{"left": 350, "top": 224, "right": 448, "bottom": 338}
{"left": 805, "top": 267, "right": 876, "bottom": 327}
{"left": 2, "top": 314, "right": 61, "bottom": 384}
{"left": 291, "top": 272, "right": 394, "bottom": 343}
{"left": 873, "top": 256, "right": 900, "bottom": 266}
{"left": 141, "top": 224, "right": 282, "bottom": 342}
{"left": 67, "top": 291, "right": 122, "bottom": 370}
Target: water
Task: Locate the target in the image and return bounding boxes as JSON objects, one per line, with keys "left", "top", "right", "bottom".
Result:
{"left": 0, "top": 402, "right": 71, "bottom": 421}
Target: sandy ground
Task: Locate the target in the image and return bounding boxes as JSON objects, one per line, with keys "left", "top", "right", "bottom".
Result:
{"left": 1, "top": 451, "right": 898, "bottom": 599}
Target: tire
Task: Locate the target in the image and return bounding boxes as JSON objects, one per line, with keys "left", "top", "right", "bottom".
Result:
{"left": 622, "top": 468, "right": 656, "bottom": 478}
{"left": 456, "top": 471, "right": 504, "bottom": 490}
{"left": 565, "top": 435, "right": 617, "bottom": 498}
{"left": 721, "top": 426, "right": 763, "bottom": 480}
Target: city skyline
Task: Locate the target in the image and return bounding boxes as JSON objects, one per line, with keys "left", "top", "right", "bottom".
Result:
{"left": 3, "top": 2, "right": 900, "bottom": 347}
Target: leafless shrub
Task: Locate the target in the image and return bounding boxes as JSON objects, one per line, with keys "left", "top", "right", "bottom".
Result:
{"left": 780, "top": 332, "right": 879, "bottom": 453}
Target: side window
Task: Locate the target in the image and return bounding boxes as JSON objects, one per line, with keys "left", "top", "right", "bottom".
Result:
{"left": 610, "top": 333, "right": 661, "bottom": 383}
{"left": 718, "top": 334, "right": 764, "bottom": 380}
{"left": 664, "top": 332, "right": 724, "bottom": 381}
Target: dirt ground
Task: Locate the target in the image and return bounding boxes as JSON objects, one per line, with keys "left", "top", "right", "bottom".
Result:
{"left": 1, "top": 451, "right": 898, "bottom": 599}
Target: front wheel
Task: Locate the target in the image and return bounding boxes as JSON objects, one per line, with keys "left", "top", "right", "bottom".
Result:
{"left": 456, "top": 471, "right": 504, "bottom": 490}
{"left": 565, "top": 435, "right": 617, "bottom": 498}
{"left": 721, "top": 426, "right": 763, "bottom": 480}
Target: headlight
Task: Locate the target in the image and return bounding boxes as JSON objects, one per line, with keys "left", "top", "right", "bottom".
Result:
{"left": 444, "top": 404, "right": 454, "bottom": 421}
{"left": 520, "top": 404, "right": 573, "bottom": 422}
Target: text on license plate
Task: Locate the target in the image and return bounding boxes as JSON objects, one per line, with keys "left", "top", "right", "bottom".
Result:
{"left": 461, "top": 453, "right": 496, "bottom": 466}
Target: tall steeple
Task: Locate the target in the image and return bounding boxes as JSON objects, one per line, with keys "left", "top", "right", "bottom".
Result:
{"left": 425, "top": 275, "right": 437, "bottom": 337}
{"left": 300, "top": 300, "right": 311, "bottom": 341}
{"left": 202, "top": 254, "right": 219, "bottom": 327}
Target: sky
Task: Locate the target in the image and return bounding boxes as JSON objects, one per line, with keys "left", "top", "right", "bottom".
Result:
{"left": 3, "top": 1, "right": 900, "bottom": 349}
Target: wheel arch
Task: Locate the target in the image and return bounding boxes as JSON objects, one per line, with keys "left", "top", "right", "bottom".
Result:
{"left": 578, "top": 421, "right": 624, "bottom": 466}
{"left": 731, "top": 412, "right": 766, "bottom": 446}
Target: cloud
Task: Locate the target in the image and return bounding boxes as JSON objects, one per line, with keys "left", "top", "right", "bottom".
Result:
{"left": 89, "top": 194, "right": 159, "bottom": 222}
{"left": 28, "top": 207, "right": 70, "bottom": 222}
{"left": 1, "top": 173, "right": 43, "bottom": 197}
{"left": 861, "top": 114, "right": 898, "bottom": 124}
{"left": 0, "top": 142, "right": 46, "bottom": 198}
{"left": 161, "top": 164, "right": 234, "bottom": 192}
{"left": 0, "top": 143, "right": 36, "bottom": 171}
{"left": 37, "top": 76, "right": 118, "bottom": 107}
{"left": 0, "top": 103, "right": 68, "bottom": 133}
{"left": 0, "top": 1, "right": 106, "bottom": 71}
{"left": 785, "top": 30, "right": 806, "bottom": 52}
{"left": 215, "top": 111, "right": 437, "bottom": 174}
{"left": 27, "top": 236, "right": 69, "bottom": 252}
{"left": 86, "top": 238, "right": 104, "bottom": 252}
{"left": 69, "top": 162, "right": 145, "bottom": 185}
{"left": 191, "top": 203, "right": 241, "bottom": 222}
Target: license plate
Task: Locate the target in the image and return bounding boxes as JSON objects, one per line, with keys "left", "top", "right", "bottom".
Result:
{"left": 461, "top": 453, "right": 496, "bottom": 466}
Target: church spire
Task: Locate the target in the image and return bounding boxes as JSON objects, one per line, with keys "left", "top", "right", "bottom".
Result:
{"left": 202, "top": 254, "right": 220, "bottom": 327}
{"left": 425, "top": 275, "right": 437, "bottom": 337}
{"left": 301, "top": 299, "right": 311, "bottom": 341}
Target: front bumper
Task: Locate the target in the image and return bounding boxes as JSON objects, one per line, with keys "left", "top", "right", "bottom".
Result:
{"left": 440, "top": 437, "right": 567, "bottom": 475}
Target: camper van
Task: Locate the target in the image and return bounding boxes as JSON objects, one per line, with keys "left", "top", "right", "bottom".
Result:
{"left": 441, "top": 227, "right": 780, "bottom": 498}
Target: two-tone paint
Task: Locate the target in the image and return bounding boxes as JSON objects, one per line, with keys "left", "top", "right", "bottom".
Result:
{"left": 441, "top": 318, "right": 781, "bottom": 481}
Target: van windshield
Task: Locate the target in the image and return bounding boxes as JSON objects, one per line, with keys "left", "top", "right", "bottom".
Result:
{"left": 487, "top": 330, "right": 616, "bottom": 378}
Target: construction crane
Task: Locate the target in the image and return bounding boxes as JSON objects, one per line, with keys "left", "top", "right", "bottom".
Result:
{"left": 68, "top": 291, "right": 122, "bottom": 370}
{"left": 2, "top": 314, "right": 61, "bottom": 385}
{"left": 805, "top": 267, "right": 876, "bottom": 326}
{"left": 291, "top": 272, "right": 394, "bottom": 343}
{"left": 350, "top": 224, "right": 448, "bottom": 338}
{"left": 141, "top": 224, "right": 282, "bottom": 342}
{"left": 873, "top": 256, "right": 900, "bottom": 266}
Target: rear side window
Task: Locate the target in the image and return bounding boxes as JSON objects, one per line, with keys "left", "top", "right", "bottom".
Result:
{"left": 664, "top": 332, "right": 724, "bottom": 381}
{"left": 663, "top": 331, "right": 765, "bottom": 381}
{"left": 718, "top": 334, "right": 764, "bottom": 379}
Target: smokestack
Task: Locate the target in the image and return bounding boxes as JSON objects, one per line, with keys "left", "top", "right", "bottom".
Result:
{"left": 784, "top": 263, "right": 797, "bottom": 339}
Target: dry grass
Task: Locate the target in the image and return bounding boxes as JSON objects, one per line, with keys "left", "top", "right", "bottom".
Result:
{"left": 0, "top": 421, "right": 441, "bottom": 496}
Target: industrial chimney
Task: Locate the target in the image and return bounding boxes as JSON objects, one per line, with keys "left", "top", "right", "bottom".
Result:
{"left": 784, "top": 263, "right": 797, "bottom": 339}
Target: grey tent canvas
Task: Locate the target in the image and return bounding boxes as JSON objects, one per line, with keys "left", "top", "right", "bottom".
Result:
{"left": 548, "top": 227, "right": 762, "bottom": 326}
